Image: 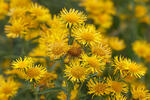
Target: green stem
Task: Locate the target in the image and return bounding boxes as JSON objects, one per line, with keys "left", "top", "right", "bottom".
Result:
{"left": 35, "top": 92, "right": 38, "bottom": 100}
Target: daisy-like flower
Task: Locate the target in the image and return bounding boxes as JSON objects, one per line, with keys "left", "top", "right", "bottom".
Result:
{"left": 72, "top": 24, "right": 102, "bottom": 46}
{"left": 91, "top": 43, "right": 112, "bottom": 63}
{"left": 38, "top": 72, "right": 57, "bottom": 88}
{"left": 46, "top": 33, "right": 70, "bottom": 60}
{"left": 87, "top": 78, "right": 111, "bottom": 96}
{"left": 30, "top": 3, "right": 51, "bottom": 23}
{"left": 12, "top": 57, "right": 33, "bottom": 70}
{"left": 48, "top": 15, "right": 65, "bottom": 29}
{"left": 5, "top": 18, "right": 28, "bottom": 38}
{"left": 81, "top": 53, "right": 105, "bottom": 74}
{"left": 113, "top": 56, "right": 147, "bottom": 78}
{"left": 25, "top": 65, "right": 47, "bottom": 82}
{"left": 60, "top": 8, "right": 87, "bottom": 27}
{"left": 132, "top": 40, "right": 150, "bottom": 58}
{"left": 135, "top": 5, "right": 147, "bottom": 18}
{"left": 64, "top": 59, "right": 87, "bottom": 82}
{"left": 0, "top": 77, "right": 20, "bottom": 99}
{"left": 0, "top": 0, "right": 9, "bottom": 20}
{"left": 127, "top": 62, "right": 147, "bottom": 78}
{"left": 131, "top": 82, "right": 150, "bottom": 100}
{"left": 107, "top": 78, "right": 128, "bottom": 95}
{"left": 113, "top": 56, "right": 129, "bottom": 76}
{"left": 10, "top": 0, "right": 31, "bottom": 8}
{"left": 109, "top": 37, "right": 126, "bottom": 51}
{"left": 39, "top": 28, "right": 69, "bottom": 60}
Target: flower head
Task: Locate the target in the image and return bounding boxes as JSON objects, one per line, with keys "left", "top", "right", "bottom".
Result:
{"left": 91, "top": 42, "right": 112, "bottom": 63}
{"left": 12, "top": 57, "right": 33, "bottom": 70}
{"left": 87, "top": 78, "right": 111, "bottom": 96}
{"left": 5, "top": 18, "right": 28, "bottom": 38}
{"left": 0, "top": 77, "right": 20, "bottom": 99}
{"left": 25, "top": 65, "right": 47, "bottom": 82}
{"left": 131, "top": 83, "right": 150, "bottom": 100}
{"left": 64, "top": 59, "right": 87, "bottom": 82}
{"left": 60, "top": 8, "right": 87, "bottom": 27}
{"left": 109, "top": 37, "right": 126, "bottom": 51}
{"left": 72, "top": 24, "right": 101, "bottom": 46}
{"left": 107, "top": 78, "right": 128, "bottom": 95}
{"left": 81, "top": 53, "right": 105, "bottom": 74}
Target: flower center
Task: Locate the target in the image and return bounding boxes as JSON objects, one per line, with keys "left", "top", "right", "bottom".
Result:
{"left": 87, "top": 57, "right": 100, "bottom": 68}
{"left": 18, "top": 62, "right": 27, "bottom": 68}
{"left": 71, "top": 66, "right": 85, "bottom": 78}
{"left": 94, "top": 83, "right": 107, "bottom": 94}
{"left": 65, "top": 13, "right": 79, "bottom": 23}
{"left": 81, "top": 32, "right": 94, "bottom": 42}
{"left": 111, "top": 81, "right": 123, "bottom": 93}
{"left": 26, "top": 67, "right": 40, "bottom": 78}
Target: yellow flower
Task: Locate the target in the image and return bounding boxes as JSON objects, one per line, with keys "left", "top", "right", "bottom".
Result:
{"left": 139, "top": 15, "right": 150, "bottom": 24}
{"left": 64, "top": 59, "right": 87, "bottom": 82}
{"left": 87, "top": 78, "right": 111, "bottom": 96}
{"left": 60, "top": 8, "right": 87, "bottom": 27}
{"left": 127, "top": 62, "right": 147, "bottom": 78}
{"left": 113, "top": 56, "right": 129, "bottom": 76}
{"left": 91, "top": 42, "right": 112, "bottom": 63}
{"left": 57, "top": 91, "right": 67, "bottom": 100}
{"left": 5, "top": 69, "right": 27, "bottom": 79}
{"left": 0, "top": 77, "right": 20, "bottom": 99}
{"left": 81, "top": 53, "right": 105, "bottom": 74}
{"left": 12, "top": 57, "right": 33, "bottom": 70}
{"left": 10, "top": 0, "right": 31, "bottom": 8}
{"left": 80, "top": 0, "right": 115, "bottom": 31}
{"left": 8, "top": 7, "right": 27, "bottom": 19}
{"left": 0, "top": 0, "right": 9, "bottom": 20}
{"left": 25, "top": 65, "right": 47, "bottom": 82}
{"left": 113, "top": 56, "right": 147, "bottom": 78}
{"left": 131, "top": 83, "right": 150, "bottom": 100}
{"left": 70, "top": 84, "right": 79, "bottom": 100}
{"left": 132, "top": 40, "right": 150, "bottom": 62}
{"left": 39, "top": 27, "right": 69, "bottom": 60}
{"left": 132, "top": 40, "right": 150, "bottom": 58}
{"left": 5, "top": 18, "right": 28, "bottom": 38}
{"left": 135, "top": 5, "right": 147, "bottom": 18}
{"left": 38, "top": 72, "right": 57, "bottom": 88}
{"left": 30, "top": 3, "right": 51, "bottom": 23}
{"left": 46, "top": 33, "right": 69, "bottom": 59}
{"left": 109, "top": 37, "right": 126, "bottom": 51}
{"left": 107, "top": 78, "right": 128, "bottom": 95}
{"left": 48, "top": 15, "right": 65, "bottom": 29}
{"left": 72, "top": 24, "right": 101, "bottom": 46}
{"left": 91, "top": 13, "right": 113, "bottom": 29}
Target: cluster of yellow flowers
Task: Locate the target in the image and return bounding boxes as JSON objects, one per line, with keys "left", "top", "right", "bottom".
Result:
{"left": 134, "top": 2, "right": 150, "bottom": 24}
{"left": 0, "top": 0, "right": 150, "bottom": 100}
{"left": 79, "top": 0, "right": 116, "bottom": 32}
